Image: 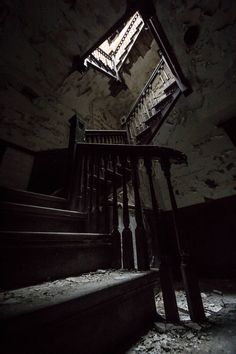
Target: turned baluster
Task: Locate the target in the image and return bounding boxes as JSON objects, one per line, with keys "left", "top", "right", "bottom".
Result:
{"left": 121, "top": 154, "right": 134, "bottom": 269}
{"left": 95, "top": 154, "right": 101, "bottom": 231}
{"left": 161, "top": 157, "right": 206, "bottom": 322}
{"left": 82, "top": 154, "right": 88, "bottom": 211}
{"left": 88, "top": 153, "right": 95, "bottom": 215}
{"left": 102, "top": 155, "right": 110, "bottom": 233}
{"left": 111, "top": 154, "right": 122, "bottom": 268}
{"left": 131, "top": 156, "right": 149, "bottom": 270}
{"left": 144, "top": 157, "right": 179, "bottom": 322}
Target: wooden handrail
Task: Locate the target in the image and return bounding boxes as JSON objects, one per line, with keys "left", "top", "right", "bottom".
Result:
{"left": 76, "top": 142, "right": 187, "bottom": 165}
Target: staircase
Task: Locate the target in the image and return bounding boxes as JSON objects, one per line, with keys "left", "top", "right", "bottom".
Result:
{"left": 84, "top": 11, "right": 144, "bottom": 81}
{"left": 0, "top": 124, "right": 207, "bottom": 353}
{"left": 121, "top": 57, "right": 181, "bottom": 145}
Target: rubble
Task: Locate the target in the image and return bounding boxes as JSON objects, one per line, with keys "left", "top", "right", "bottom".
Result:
{"left": 125, "top": 281, "right": 236, "bottom": 354}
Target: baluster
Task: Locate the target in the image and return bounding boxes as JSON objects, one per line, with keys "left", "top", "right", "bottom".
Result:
{"left": 88, "top": 153, "right": 95, "bottom": 217}
{"left": 131, "top": 156, "right": 149, "bottom": 270}
{"left": 95, "top": 154, "right": 101, "bottom": 231}
{"left": 144, "top": 157, "right": 179, "bottom": 322}
{"left": 102, "top": 155, "right": 110, "bottom": 233}
{"left": 126, "top": 122, "right": 132, "bottom": 143}
{"left": 111, "top": 154, "right": 122, "bottom": 268}
{"left": 160, "top": 158, "right": 206, "bottom": 322}
{"left": 143, "top": 98, "right": 151, "bottom": 119}
{"left": 121, "top": 154, "right": 134, "bottom": 269}
{"left": 163, "top": 68, "right": 169, "bottom": 81}
{"left": 82, "top": 154, "right": 88, "bottom": 212}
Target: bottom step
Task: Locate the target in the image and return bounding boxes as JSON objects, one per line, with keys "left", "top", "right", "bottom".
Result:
{"left": 0, "top": 270, "right": 159, "bottom": 354}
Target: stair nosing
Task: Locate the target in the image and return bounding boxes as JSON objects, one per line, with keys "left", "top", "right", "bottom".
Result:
{"left": 0, "top": 201, "right": 87, "bottom": 218}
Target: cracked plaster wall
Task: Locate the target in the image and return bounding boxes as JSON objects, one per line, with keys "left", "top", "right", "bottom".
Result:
{"left": 0, "top": 0, "right": 127, "bottom": 152}
{"left": 0, "top": 0, "right": 159, "bottom": 189}
{"left": 150, "top": 0, "right": 236, "bottom": 209}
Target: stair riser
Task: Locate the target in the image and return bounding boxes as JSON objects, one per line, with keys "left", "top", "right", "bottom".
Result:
{"left": 1, "top": 195, "right": 67, "bottom": 209}
{"left": 1, "top": 242, "right": 112, "bottom": 289}
{"left": 0, "top": 212, "right": 86, "bottom": 232}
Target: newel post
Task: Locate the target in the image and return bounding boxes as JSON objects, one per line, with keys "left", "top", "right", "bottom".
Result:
{"left": 160, "top": 157, "right": 206, "bottom": 323}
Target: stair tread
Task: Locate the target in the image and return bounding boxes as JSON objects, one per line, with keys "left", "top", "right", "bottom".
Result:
{"left": 0, "top": 201, "right": 87, "bottom": 218}
{"left": 0, "top": 270, "right": 158, "bottom": 322}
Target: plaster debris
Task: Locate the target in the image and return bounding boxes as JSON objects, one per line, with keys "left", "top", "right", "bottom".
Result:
{"left": 125, "top": 280, "right": 236, "bottom": 354}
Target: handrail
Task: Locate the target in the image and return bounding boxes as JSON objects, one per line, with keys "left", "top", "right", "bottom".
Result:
{"left": 76, "top": 142, "right": 186, "bottom": 165}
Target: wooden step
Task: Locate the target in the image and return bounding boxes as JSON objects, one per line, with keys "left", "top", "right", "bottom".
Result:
{"left": 0, "top": 186, "right": 67, "bottom": 209}
{"left": 0, "top": 231, "right": 112, "bottom": 289}
{"left": 0, "top": 202, "right": 87, "bottom": 232}
{"left": 0, "top": 270, "right": 159, "bottom": 354}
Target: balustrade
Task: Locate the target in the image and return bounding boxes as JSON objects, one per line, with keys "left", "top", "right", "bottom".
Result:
{"left": 122, "top": 59, "right": 179, "bottom": 144}
{"left": 67, "top": 122, "right": 205, "bottom": 323}
{"left": 114, "top": 12, "right": 144, "bottom": 70}
{"left": 85, "top": 130, "right": 128, "bottom": 144}
{"left": 68, "top": 143, "right": 186, "bottom": 270}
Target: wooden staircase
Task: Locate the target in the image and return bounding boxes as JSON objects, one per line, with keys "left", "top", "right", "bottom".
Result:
{"left": 0, "top": 124, "right": 206, "bottom": 354}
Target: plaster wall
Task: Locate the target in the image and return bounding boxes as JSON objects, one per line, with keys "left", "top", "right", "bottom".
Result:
{"left": 151, "top": 0, "right": 236, "bottom": 209}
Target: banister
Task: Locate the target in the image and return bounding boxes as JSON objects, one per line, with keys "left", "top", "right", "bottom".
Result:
{"left": 76, "top": 142, "right": 187, "bottom": 165}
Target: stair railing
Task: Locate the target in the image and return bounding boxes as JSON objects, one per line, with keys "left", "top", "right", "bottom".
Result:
{"left": 84, "top": 47, "right": 117, "bottom": 79}
{"left": 84, "top": 12, "right": 144, "bottom": 80}
{"left": 114, "top": 12, "right": 144, "bottom": 70}
{"left": 67, "top": 120, "right": 205, "bottom": 323}
{"left": 68, "top": 142, "right": 186, "bottom": 266}
{"left": 122, "top": 58, "right": 179, "bottom": 144}
{"left": 85, "top": 129, "right": 129, "bottom": 144}
{"left": 68, "top": 142, "right": 198, "bottom": 323}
